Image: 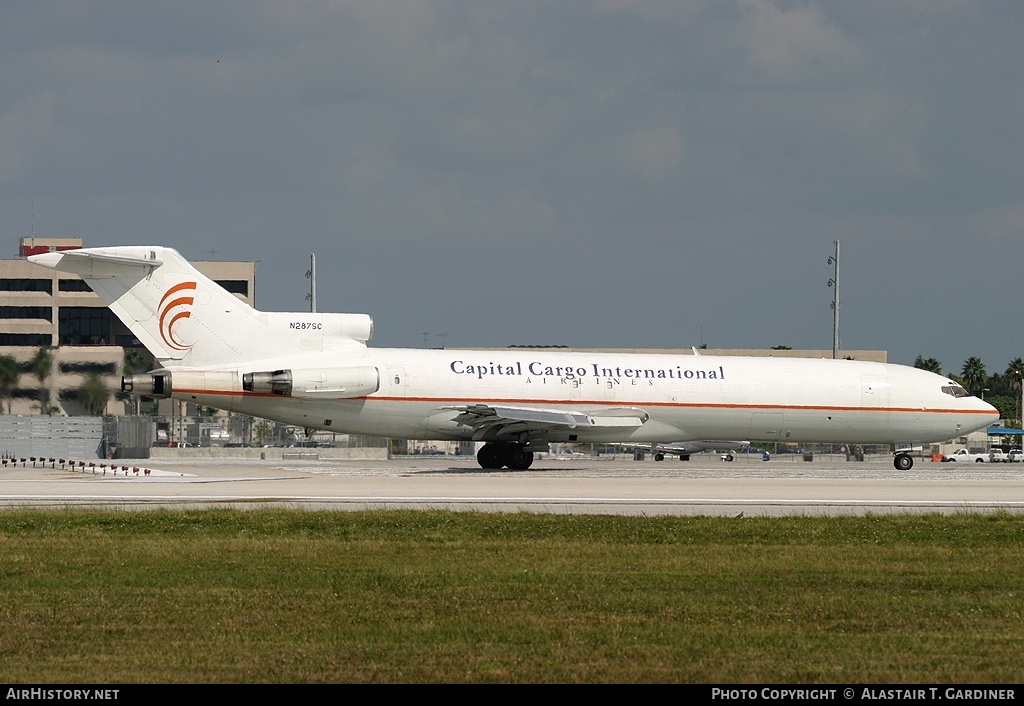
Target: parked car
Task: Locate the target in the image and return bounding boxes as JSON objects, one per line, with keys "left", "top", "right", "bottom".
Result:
{"left": 989, "top": 449, "right": 1009, "bottom": 463}
{"left": 942, "top": 449, "right": 988, "bottom": 463}
{"left": 1009, "top": 449, "right": 1024, "bottom": 463}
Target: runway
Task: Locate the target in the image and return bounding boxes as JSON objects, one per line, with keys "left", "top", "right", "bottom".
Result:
{"left": 3, "top": 453, "right": 1024, "bottom": 516}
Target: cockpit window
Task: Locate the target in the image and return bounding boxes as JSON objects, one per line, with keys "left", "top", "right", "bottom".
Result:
{"left": 941, "top": 385, "right": 970, "bottom": 398}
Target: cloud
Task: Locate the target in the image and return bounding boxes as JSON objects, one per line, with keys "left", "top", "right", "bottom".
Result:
{"left": 735, "top": 0, "right": 866, "bottom": 85}
{"left": 620, "top": 127, "right": 684, "bottom": 182}
{"left": 2, "top": 0, "right": 1023, "bottom": 371}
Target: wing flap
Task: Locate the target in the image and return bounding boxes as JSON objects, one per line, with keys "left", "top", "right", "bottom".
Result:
{"left": 442, "top": 403, "right": 649, "bottom": 436}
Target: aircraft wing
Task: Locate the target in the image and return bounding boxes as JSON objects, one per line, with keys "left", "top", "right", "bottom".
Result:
{"left": 619, "top": 440, "right": 750, "bottom": 460}
{"left": 668, "top": 440, "right": 749, "bottom": 454}
{"left": 442, "top": 403, "right": 649, "bottom": 440}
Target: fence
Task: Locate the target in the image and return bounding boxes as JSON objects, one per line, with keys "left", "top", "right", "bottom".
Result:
{"left": 0, "top": 416, "right": 104, "bottom": 460}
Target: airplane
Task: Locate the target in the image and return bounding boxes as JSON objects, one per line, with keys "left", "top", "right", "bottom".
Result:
{"left": 29, "top": 246, "right": 999, "bottom": 472}
{"left": 620, "top": 440, "right": 750, "bottom": 461}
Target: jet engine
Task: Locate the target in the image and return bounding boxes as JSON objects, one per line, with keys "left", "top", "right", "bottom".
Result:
{"left": 243, "top": 366, "right": 380, "bottom": 399}
{"left": 122, "top": 371, "right": 172, "bottom": 398}
{"left": 124, "top": 366, "right": 380, "bottom": 400}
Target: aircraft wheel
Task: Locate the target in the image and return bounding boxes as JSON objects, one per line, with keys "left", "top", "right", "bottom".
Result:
{"left": 894, "top": 454, "right": 913, "bottom": 471}
{"left": 654, "top": 453, "right": 665, "bottom": 462}
{"left": 477, "top": 444, "right": 504, "bottom": 469}
{"left": 506, "top": 447, "right": 534, "bottom": 471}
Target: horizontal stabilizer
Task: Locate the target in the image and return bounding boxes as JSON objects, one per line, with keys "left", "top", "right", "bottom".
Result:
{"left": 30, "top": 249, "right": 163, "bottom": 269}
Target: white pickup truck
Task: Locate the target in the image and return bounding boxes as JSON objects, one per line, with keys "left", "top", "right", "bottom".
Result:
{"left": 942, "top": 449, "right": 989, "bottom": 463}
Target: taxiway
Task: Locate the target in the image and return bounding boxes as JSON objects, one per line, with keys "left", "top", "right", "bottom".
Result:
{"left": 1, "top": 454, "right": 1022, "bottom": 516}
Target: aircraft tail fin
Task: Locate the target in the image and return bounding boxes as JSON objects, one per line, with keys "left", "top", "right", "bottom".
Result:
{"left": 28, "top": 246, "right": 372, "bottom": 368}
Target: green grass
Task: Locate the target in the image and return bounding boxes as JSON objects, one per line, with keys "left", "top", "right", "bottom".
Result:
{"left": 1, "top": 510, "right": 1023, "bottom": 683}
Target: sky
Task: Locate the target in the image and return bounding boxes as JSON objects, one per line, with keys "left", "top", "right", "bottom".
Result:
{"left": 2, "top": 1, "right": 1023, "bottom": 376}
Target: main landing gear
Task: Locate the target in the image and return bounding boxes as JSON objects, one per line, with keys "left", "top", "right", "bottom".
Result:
{"left": 477, "top": 442, "right": 534, "bottom": 471}
{"left": 894, "top": 453, "right": 914, "bottom": 471}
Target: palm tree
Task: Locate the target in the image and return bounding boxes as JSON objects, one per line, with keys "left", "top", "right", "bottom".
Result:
{"left": 0, "top": 355, "right": 20, "bottom": 414}
{"left": 78, "top": 373, "right": 109, "bottom": 416}
{"left": 914, "top": 356, "right": 943, "bottom": 375}
{"left": 123, "top": 348, "right": 148, "bottom": 376}
{"left": 1006, "top": 358, "right": 1023, "bottom": 427}
{"left": 961, "top": 357, "right": 987, "bottom": 396}
{"left": 29, "top": 347, "right": 55, "bottom": 415}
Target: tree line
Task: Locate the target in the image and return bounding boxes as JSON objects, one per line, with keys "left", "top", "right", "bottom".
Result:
{"left": 915, "top": 355, "right": 1022, "bottom": 427}
{"left": 0, "top": 348, "right": 149, "bottom": 416}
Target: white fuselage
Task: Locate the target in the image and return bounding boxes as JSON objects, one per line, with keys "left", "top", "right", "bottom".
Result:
{"left": 171, "top": 348, "right": 997, "bottom": 446}
{"left": 25, "top": 245, "right": 999, "bottom": 455}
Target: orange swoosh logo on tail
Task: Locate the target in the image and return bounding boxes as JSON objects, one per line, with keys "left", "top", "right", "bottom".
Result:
{"left": 158, "top": 281, "right": 197, "bottom": 351}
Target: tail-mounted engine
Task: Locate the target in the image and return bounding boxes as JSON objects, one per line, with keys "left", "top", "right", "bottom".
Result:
{"left": 242, "top": 370, "right": 292, "bottom": 396}
{"left": 123, "top": 366, "right": 380, "bottom": 400}
{"left": 242, "top": 366, "right": 379, "bottom": 398}
{"left": 122, "top": 372, "right": 172, "bottom": 398}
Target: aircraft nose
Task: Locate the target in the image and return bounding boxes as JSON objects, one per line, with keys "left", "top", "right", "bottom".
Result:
{"left": 985, "top": 401, "right": 1000, "bottom": 423}
{"left": 977, "top": 398, "right": 1001, "bottom": 426}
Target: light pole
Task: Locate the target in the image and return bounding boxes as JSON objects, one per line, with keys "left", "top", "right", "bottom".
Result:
{"left": 827, "top": 240, "right": 840, "bottom": 359}
{"left": 1016, "top": 369, "right": 1022, "bottom": 429}
{"left": 305, "top": 253, "right": 316, "bottom": 313}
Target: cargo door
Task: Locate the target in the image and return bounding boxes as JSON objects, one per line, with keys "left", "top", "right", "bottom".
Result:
{"left": 750, "top": 411, "right": 784, "bottom": 441}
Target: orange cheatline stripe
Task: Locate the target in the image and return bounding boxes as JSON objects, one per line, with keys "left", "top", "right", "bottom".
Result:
{"left": 169, "top": 389, "right": 993, "bottom": 415}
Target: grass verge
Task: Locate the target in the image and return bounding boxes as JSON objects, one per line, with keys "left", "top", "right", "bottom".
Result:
{"left": 1, "top": 509, "right": 1022, "bottom": 683}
